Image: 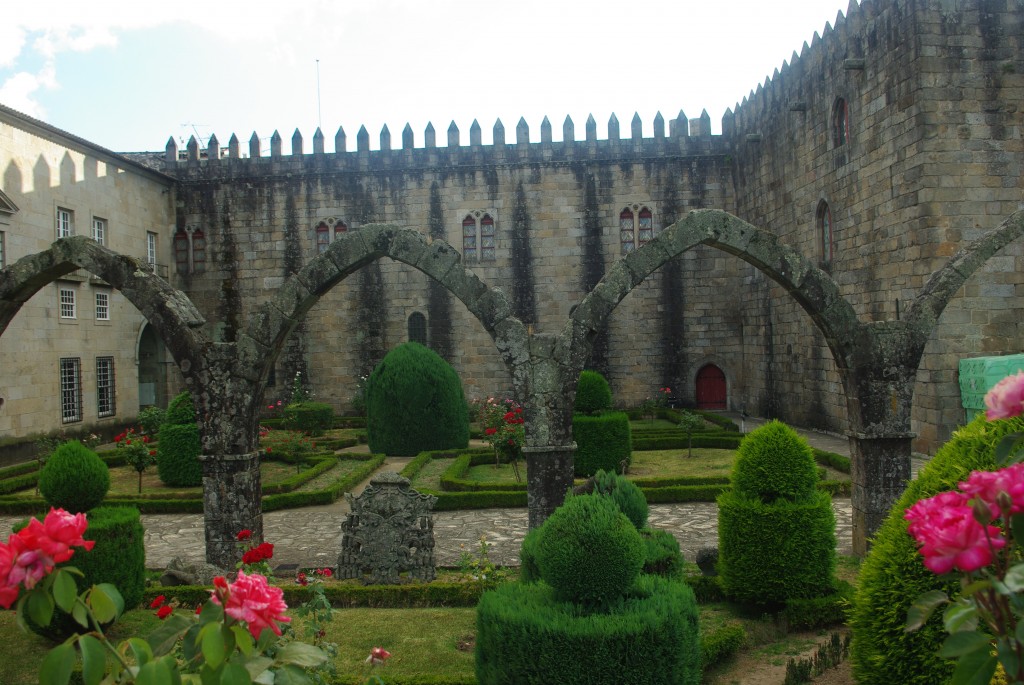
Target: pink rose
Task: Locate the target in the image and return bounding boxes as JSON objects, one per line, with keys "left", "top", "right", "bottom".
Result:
{"left": 5, "top": 533, "right": 53, "bottom": 589}
{"left": 905, "top": 491, "right": 1006, "bottom": 573}
{"left": 30, "top": 508, "right": 94, "bottom": 563}
{"left": 985, "top": 372, "right": 1024, "bottom": 420}
{"left": 211, "top": 571, "right": 291, "bottom": 639}
{"left": 0, "top": 542, "right": 19, "bottom": 608}
{"left": 960, "top": 464, "right": 1024, "bottom": 518}
{"left": 366, "top": 647, "right": 391, "bottom": 664}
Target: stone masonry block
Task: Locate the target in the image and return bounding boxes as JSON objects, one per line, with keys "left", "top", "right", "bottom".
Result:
{"left": 389, "top": 228, "right": 430, "bottom": 269}
{"left": 591, "top": 262, "right": 638, "bottom": 307}
{"left": 358, "top": 224, "right": 401, "bottom": 254}
{"left": 414, "top": 239, "right": 461, "bottom": 282}
{"left": 468, "top": 287, "right": 512, "bottom": 331}
{"left": 622, "top": 242, "right": 670, "bottom": 281}
{"left": 267, "top": 276, "right": 314, "bottom": 325}
{"left": 492, "top": 317, "right": 529, "bottom": 368}
{"left": 439, "top": 264, "right": 489, "bottom": 310}
{"left": 295, "top": 254, "right": 344, "bottom": 297}
{"left": 325, "top": 231, "right": 374, "bottom": 277}
{"left": 233, "top": 334, "right": 271, "bottom": 382}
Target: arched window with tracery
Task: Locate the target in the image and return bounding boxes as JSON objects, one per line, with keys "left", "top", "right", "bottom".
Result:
{"left": 480, "top": 214, "right": 495, "bottom": 261}
{"left": 174, "top": 230, "right": 189, "bottom": 274}
{"left": 192, "top": 229, "right": 206, "bottom": 273}
{"left": 620, "top": 208, "right": 635, "bottom": 254}
{"left": 462, "top": 216, "right": 477, "bottom": 261}
{"left": 832, "top": 98, "right": 848, "bottom": 148}
{"left": 408, "top": 312, "right": 427, "bottom": 345}
{"left": 316, "top": 222, "right": 330, "bottom": 254}
{"left": 638, "top": 207, "right": 654, "bottom": 247}
{"left": 817, "top": 201, "right": 833, "bottom": 266}
{"left": 334, "top": 220, "right": 348, "bottom": 241}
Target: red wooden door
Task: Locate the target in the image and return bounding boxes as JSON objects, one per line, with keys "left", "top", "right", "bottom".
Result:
{"left": 695, "top": 365, "right": 727, "bottom": 409}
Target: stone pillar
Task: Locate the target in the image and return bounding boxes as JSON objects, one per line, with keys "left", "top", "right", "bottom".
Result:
{"left": 848, "top": 432, "right": 913, "bottom": 556}
{"left": 200, "top": 451, "right": 264, "bottom": 569}
{"left": 523, "top": 443, "right": 576, "bottom": 529}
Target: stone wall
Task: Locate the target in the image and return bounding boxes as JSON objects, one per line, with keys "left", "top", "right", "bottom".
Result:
{"left": 730, "top": 0, "right": 1024, "bottom": 451}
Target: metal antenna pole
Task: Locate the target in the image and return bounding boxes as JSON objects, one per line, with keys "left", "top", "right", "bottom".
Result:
{"left": 316, "top": 59, "right": 322, "bottom": 130}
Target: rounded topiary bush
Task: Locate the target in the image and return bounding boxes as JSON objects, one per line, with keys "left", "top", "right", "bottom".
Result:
{"left": 731, "top": 419, "right": 819, "bottom": 502}
{"left": 27, "top": 506, "right": 145, "bottom": 641}
{"left": 593, "top": 468, "right": 649, "bottom": 529}
{"left": 574, "top": 370, "right": 612, "bottom": 415}
{"left": 640, "top": 528, "right": 683, "bottom": 577}
{"left": 717, "top": 420, "right": 835, "bottom": 605}
{"left": 536, "top": 495, "right": 645, "bottom": 606}
{"left": 157, "top": 390, "right": 202, "bottom": 487}
{"left": 38, "top": 440, "right": 109, "bottom": 513}
{"left": 366, "top": 342, "right": 469, "bottom": 456}
{"left": 850, "top": 413, "right": 1024, "bottom": 685}
{"left": 573, "top": 412, "right": 632, "bottom": 477}
{"left": 519, "top": 526, "right": 543, "bottom": 583}
{"left": 475, "top": 575, "right": 700, "bottom": 685}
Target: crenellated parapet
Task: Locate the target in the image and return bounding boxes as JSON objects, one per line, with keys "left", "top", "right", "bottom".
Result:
{"left": 161, "top": 110, "right": 727, "bottom": 179}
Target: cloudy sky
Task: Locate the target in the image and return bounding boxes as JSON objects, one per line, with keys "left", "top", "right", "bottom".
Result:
{"left": 1, "top": 1, "right": 853, "bottom": 153}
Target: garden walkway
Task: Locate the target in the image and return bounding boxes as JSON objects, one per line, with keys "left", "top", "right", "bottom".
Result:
{"left": 0, "top": 415, "right": 927, "bottom": 574}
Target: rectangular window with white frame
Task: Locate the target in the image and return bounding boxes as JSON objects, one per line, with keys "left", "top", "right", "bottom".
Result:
{"left": 60, "top": 357, "right": 82, "bottom": 423}
{"left": 59, "top": 286, "right": 76, "bottom": 319}
{"left": 95, "top": 291, "right": 110, "bottom": 321}
{"left": 96, "top": 356, "right": 115, "bottom": 418}
{"left": 56, "top": 208, "right": 74, "bottom": 239}
{"left": 92, "top": 217, "right": 106, "bottom": 245}
{"left": 146, "top": 231, "right": 157, "bottom": 265}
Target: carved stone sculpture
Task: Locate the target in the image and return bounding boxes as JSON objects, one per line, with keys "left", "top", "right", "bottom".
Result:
{"left": 337, "top": 471, "right": 437, "bottom": 584}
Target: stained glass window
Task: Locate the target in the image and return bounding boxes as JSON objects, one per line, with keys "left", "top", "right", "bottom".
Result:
{"left": 620, "top": 209, "right": 635, "bottom": 254}
{"left": 463, "top": 216, "right": 477, "bottom": 261}
{"left": 480, "top": 215, "right": 495, "bottom": 261}
{"left": 638, "top": 208, "right": 654, "bottom": 246}
{"left": 316, "top": 222, "right": 330, "bottom": 254}
{"left": 334, "top": 221, "right": 348, "bottom": 241}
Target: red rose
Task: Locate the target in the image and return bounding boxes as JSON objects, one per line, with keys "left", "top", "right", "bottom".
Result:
{"left": 156, "top": 605, "right": 173, "bottom": 619}
{"left": 485, "top": 428, "right": 497, "bottom": 435}
{"left": 237, "top": 530, "right": 252, "bottom": 541}
{"left": 150, "top": 594, "right": 166, "bottom": 609}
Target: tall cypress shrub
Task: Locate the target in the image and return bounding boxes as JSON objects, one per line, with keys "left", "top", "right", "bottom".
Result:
{"left": 157, "top": 390, "right": 203, "bottom": 487}
{"left": 366, "top": 342, "right": 469, "bottom": 456}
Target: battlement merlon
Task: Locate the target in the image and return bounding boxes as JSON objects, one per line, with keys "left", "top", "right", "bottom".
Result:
{"left": 161, "top": 111, "right": 731, "bottom": 174}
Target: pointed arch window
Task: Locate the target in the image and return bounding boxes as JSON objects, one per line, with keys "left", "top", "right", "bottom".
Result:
{"left": 480, "top": 214, "right": 495, "bottom": 261}
{"left": 817, "top": 201, "right": 833, "bottom": 266}
{"left": 832, "top": 98, "right": 848, "bottom": 148}
{"left": 462, "top": 216, "right": 477, "bottom": 261}
{"left": 638, "top": 207, "right": 654, "bottom": 246}
{"left": 334, "top": 220, "right": 348, "bottom": 241}
{"left": 620, "top": 208, "right": 635, "bottom": 254}
{"left": 192, "top": 230, "right": 206, "bottom": 273}
{"left": 316, "top": 222, "right": 331, "bottom": 254}
{"left": 174, "top": 230, "right": 190, "bottom": 274}
{"left": 408, "top": 312, "right": 427, "bottom": 345}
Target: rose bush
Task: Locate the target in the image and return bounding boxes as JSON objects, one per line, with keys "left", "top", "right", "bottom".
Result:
{"left": 906, "top": 372, "right": 1024, "bottom": 684}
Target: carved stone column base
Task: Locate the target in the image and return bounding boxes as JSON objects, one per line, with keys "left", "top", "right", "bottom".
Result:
{"left": 848, "top": 432, "right": 913, "bottom": 556}
{"left": 200, "top": 451, "right": 264, "bottom": 569}
{"left": 523, "top": 443, "right": 576, "bottom": 529}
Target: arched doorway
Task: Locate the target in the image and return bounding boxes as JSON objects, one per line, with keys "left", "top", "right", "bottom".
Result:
{"left": 137, "top": 323, "right": 168, "bottom": 409}
{"left": 695, "top": 364, "right": 727, "bottom": 410}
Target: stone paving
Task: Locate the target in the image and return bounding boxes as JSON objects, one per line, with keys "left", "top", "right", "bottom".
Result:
{"left": 0, "top": 416, "right": 925, "bottom": 574}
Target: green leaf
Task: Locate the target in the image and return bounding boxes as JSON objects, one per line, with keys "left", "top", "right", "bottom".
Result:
{"left": 940, "top": 630, "right": 992, "bottom": 658}
{"left": 997, "top": 638, "right": 1020, "bottom": 681}
{"left": 71, "top": 600, "right": 89, "bottom": 628}
{"left": 275, "top": 641, "right": 329, "bottom": 668}
{"left": 87, "top": 586, "right": 117, "bottom": 624}
{"left": 39, "top": 642, "right": 74, "bottom": 685}
{"left": 135, "top": 658, "right": 173, "bottom": 685}
{"left": 944, "top": 600, "right": 980, "bottom": 634}
{"left": 182, "top": 623, "right": 203, "bottom": 663}
{"left": 147, "top": 614, "right": 193, "bottom": 656}
{"left": 230, "top": 625, "right": 254, "bottom": 657}
{"left": 79, "top": 634, "right": 106, "bottom": 685}
{"left": 96, "top": 583, "right": 125, "bottom": 617}
{"left": 51, "top": 570, "right": 78, "bottom": 612}
{"left": 219, "top": 663, "right": 252, "bottom": 685}
{"left": 994, "top": 434, "right": 1023, "bottom": 465}
{"left": 197, "top": 602, "right": 222, "bottom": 625}
{"left": 1004, "top": 563, "right": 1024, "bottom": 593}
{"left": 241, "top": 656, "right": 273, "bottom": 680}
{"left": 127, "top": 637, "right": 154, "bottom": 666}
{"left": 200, "top": 623, "right": 226, "bottom": 669}
{"left": 27, "top": 589, "right": 55, "bottom": 628}
{"left": 950, "top": 650, "right": 998, "bottom": 685}
{"left": 906, "top": 589, "right": 949, "bottom": 631}
{"left": 959, "top": 579, "right": 992, "bottom": 598}
{"left": 270, "top": 665, "right": 314, "bottom": 685}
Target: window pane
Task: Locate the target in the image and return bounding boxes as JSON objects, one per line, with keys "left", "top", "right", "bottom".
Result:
{"left": 334, "top": 222, "right": 347, "bottom": 240}
{"left": 60, "top": 288, "right": 76, "bottom": 319}
{"left": 60, "top": 357, "right": 82, "bottom": 423}
{"left": 192, "top": 231, "right": 206, "bottom": 273}
{"left": 174, "top": 232, "right": 190, "bottom": 274}
{"left": 462, "top": 216, "right": 477, "bottom": 259}
{"left": 316, "top": 224, "right": 330, "bottom": 253}
{"left": 92, "top": 218, "right": 106, "bottom": 245}
{"left": 56, "top": 209, "right": 74, "bottom": 239}
{"left": 96, "top": 357, "right": 115, "bottom": 418}
{"left": 146, "top": 232, "right": 157, "bottom": 264}
{"left": 620, "top": 209, "right": 635, "bottom": 254}
{"left": 408, "top": 312, "right": 427, "bottom": 345}
{"left": 95, "top": 292, "right": 109, "bottom": 320}
{"left": 638, "top": 208, "right": 653, "bottom": 245}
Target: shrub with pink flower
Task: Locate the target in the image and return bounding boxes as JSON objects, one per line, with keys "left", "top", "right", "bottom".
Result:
{"left": 904, "top": 372, "right": 1024, "bottom": 684}
{"left": 210, "top": 570, "right": 291, "bottom": 639}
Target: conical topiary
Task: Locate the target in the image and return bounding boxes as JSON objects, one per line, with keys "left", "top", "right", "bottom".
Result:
{"left": 731, "top": 419, "right": 819, "bottom": 503}
{"left": 366, "top": 342, "right": 469, "bottom": 456}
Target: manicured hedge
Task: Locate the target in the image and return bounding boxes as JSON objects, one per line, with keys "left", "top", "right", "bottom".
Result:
{"left": 282, "top": 401, "right": 334, "bottom": 436}
{"left": 476, "top": 575, "right": 700, "bottom": 685}
{"left": 701, "top": 623, "right": 747, "bottom": 669}
{"left": 573, "top": 411, "right": 632, "bottom": 477}
{"left": 440, "top": 451, "right": 528, "bottom": 492}
{"left": 157, "top": 422, "right": 202, "bottom": 488}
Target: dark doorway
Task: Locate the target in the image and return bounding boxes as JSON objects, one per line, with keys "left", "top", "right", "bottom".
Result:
{"left": 695, "top": 364, "right": 727, "bottom": 410}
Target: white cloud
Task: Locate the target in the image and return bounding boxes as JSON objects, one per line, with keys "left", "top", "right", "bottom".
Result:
{"left": 0, "top": 65, "right": 56, "bottom": 117}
